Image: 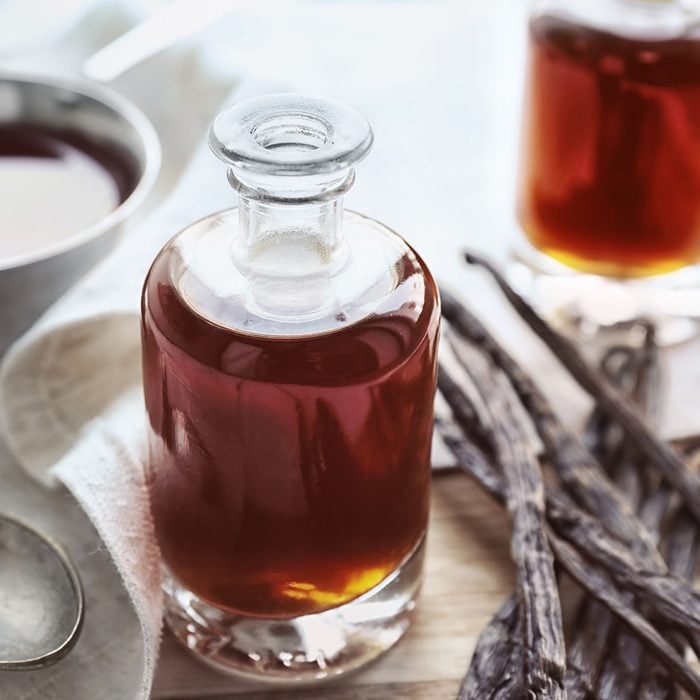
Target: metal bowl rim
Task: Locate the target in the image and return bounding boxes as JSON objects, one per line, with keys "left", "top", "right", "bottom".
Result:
{"left": 0, "top": 71, "right": 161, "bottom": 272}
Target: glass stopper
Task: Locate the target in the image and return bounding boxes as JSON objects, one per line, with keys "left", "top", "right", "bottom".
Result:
{"left": 208, "top": 93, "right": 373, "bottom": 177}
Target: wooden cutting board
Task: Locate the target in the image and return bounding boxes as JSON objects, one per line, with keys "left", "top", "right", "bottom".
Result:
{"left": 152, "top": 470, "right": 514, "bottom": 699}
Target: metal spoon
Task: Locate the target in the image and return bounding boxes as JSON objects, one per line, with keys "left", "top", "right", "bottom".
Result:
{"left": 0, "top": 515, "right": 84, "bottom": 671}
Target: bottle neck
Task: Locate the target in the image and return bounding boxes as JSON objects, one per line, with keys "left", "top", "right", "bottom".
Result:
{"left": 206, "top": 94, "right": 373, "bottom": 324}
{"left": 238, "top": 194, "right": 345, "bottom": 267}
{"left": 230, "top": 173, "right": 352, "bottom": 322}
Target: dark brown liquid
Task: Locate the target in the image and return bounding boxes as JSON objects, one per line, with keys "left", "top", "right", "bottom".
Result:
{"left": 0, "top": 123, "right": 138, "bottom": 260}
{"left": 519, "top": 16, "right": 700, "bottom": 277}
{"left": 142, "top": 247, "right": 439, "bottom": 618}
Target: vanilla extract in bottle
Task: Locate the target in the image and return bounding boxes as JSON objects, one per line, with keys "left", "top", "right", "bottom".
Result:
{"left": 141, "top": 94, "right": 440, "bottom": 681}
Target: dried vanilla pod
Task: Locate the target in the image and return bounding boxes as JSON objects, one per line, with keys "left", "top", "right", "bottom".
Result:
{"left": 435, "top": 399, "right": 700, "bottom": 699}
{"left": 447, "top": 341, "right": 566, "bottom": 697}
{"left": 438, "top": 298, "right": 697, "bottom": 692}
{"left": 463, "top": 250, "right": 700, "bottom": 524}
{"left": 458, "top": 596, "right": 524, "bottom": 700}
{"left": 442, "top": 300, "right": 700, "bottom": 639}
{"left": 441, "top": 297, "right": 662, "bottom": 564}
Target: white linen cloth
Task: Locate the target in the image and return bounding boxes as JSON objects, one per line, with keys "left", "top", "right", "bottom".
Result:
{"left": 3, "top": 2, "right": 700, "bottom": 699}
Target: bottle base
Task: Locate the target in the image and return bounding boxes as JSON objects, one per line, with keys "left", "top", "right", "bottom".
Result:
{"left": 162, "top": 537, "right": 425, "bottom": 684}
{"left": 508, "top": 240, "right": 700, "bottom": 347}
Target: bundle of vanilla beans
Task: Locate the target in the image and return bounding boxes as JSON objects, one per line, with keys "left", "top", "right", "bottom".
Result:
{"left": 437, "top": 252, "right": 700, "bottom": 699}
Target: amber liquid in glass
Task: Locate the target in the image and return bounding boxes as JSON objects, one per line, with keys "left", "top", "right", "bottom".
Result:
{"left": 142, "top": 247, "right": 439, "bottom": 619}
{"left": 519, "top": 15, "right": 700, "bottom": 277}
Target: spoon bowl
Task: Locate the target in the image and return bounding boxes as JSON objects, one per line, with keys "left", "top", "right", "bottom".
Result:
{"left": 0, "top": 514, "right": 84, "bottom": 670}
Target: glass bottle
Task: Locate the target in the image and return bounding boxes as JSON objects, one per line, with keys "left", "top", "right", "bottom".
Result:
{"left": 141, "top": 94, "right": 440, "bottom": 681}
{"left": 514, "top": 0, "right": 700, "bottom": 340}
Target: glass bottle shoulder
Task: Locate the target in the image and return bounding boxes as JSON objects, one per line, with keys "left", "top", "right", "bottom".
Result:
{"left": 142, "top": 208, "right": 440, "bottom": 385}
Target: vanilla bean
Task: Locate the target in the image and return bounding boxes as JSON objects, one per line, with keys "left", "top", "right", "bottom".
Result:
{"left": 440, "top": 342, "right": 700, "bottom": 640}
{"left": 583, "top": 346, "right": 636, "bottom": 462}
{"left": 442, "top": 297, "right": 700, "bottom": 651}
{"left": 445, "top": 328, "right": 700, "bottom": 627}
{"left": 635, "top": 503, "right": 687, "bottom": 700}
{"left": 439, "top": 339, "right": 700, "bottom": 698}
{"left": 543, "top": 489, "right": 700, "bottom": 639}
{"left": 638, "top": 661, "right": 676, "bottom": 700}
{"left": 546, "top": 533, "right": 700, "bottom": 699}
{"left": 586, "top": 338, "right": 659, "bottom": 471}
{"left": 666, "top": 506, "right": 699, "bottom": 583}
{"left": 463, "top": 250, "right": 700, "bottom": 523}
{"left": 438, "top": 309, "right": 700, "bottom": 696}
{"left": 596, "top": 485, "right": 672, "bottom": 700}
{"left": 458, "top": 596, "right": 524, "bottom": 700}
{"left": 434, "top": 409, "right": 501, "bottom": 501}
{"left": 563, "top": 599, "right": 613, "bottom": 699}
{"left": 436, "top": 380, "right": 557, "bottom": 698}
{"left": 581, "top": 333, "right": 661, "bottom": 699}
{"left": 452, "top": 270, "right": 700, "bottom": 696}
{"left": 564, "top": 345, "right": 648, "bottom": 699}
{"left": 436, "top": 366, "right": 499, "bottom": 468}
{"left": 445, "top": 344, "right": 566, "bottom": 697}
{"left": 441, "top": 284, "right": 697, "bottom": 697}
{"left": 435, "top": 401, "right": 527, "bottom": 699}
{"left": 442, "top": 293, "right": 662, "bottom": 562}
{"left": 638, "top": 500, "right": 700, "bottom": 699}
{"left": 434, "top": 404, "right": 700, "bottom": 699}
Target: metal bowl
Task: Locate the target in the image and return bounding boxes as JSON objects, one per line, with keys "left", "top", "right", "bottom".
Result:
{"left": 0, "top": 73, "right": 160, "bottom": 355}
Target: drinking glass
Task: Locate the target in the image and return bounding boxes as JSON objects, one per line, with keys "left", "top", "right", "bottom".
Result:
{"left": 513, "top": 0, "right": 700, "bottom": 342}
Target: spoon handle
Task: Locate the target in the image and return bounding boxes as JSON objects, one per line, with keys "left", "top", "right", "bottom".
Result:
{"left": 81, "top": 0, "right": 247, "bottom": 83}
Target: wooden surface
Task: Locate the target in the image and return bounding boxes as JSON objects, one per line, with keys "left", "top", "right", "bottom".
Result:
{"left": 152, "top": 470, "right": 514, "bottom": 699}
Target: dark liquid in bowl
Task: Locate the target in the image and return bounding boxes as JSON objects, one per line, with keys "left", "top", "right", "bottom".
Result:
{"left": 0, "top": 123, "right": 140, "bottom": 261}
